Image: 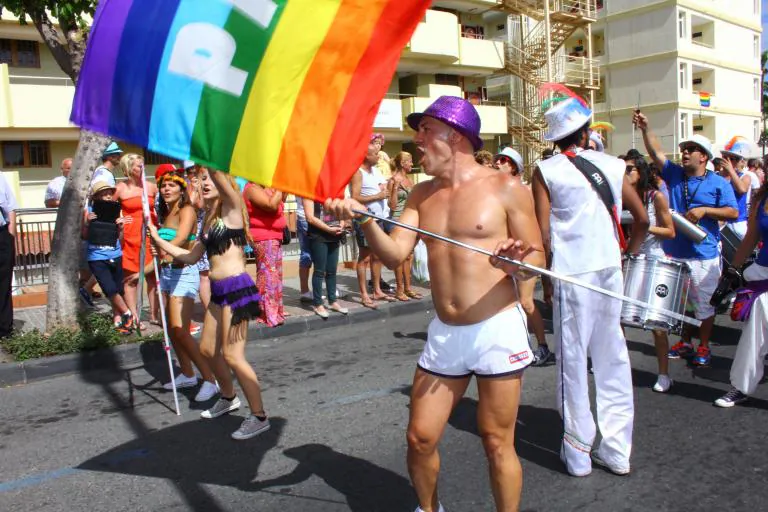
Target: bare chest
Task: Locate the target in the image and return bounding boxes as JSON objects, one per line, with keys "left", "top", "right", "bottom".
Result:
{"left": 419, "top": 186, "right": 506, "bottom": 242}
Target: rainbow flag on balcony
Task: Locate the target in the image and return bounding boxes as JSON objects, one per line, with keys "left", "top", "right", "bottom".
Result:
{"left": 71, "top": 0, "right": 431, "bottom": 200}
{"left": 699, "top": 91, "right": 711, "bottom": 108}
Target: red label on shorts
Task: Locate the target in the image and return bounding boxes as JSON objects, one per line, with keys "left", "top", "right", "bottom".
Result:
{"left": 509, "top": 351, "right": 530, "bottom": 364}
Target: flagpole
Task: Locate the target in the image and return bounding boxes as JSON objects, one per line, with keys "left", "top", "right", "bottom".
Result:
{"left": 140, "top": 165, "right": 181, "bottom": 416}
{"left": 352, "top": 209, "right": 701, "bottom": 328}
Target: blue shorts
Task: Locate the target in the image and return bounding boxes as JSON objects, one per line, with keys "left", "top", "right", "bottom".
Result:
{"left": 160, "top": 264, "right": 200, "bottom": 299}
{"left": 297, "top": 216, "right": 312, "bottom": 268}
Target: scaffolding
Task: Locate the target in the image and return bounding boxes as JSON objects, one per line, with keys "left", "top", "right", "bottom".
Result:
{"left": 496, "top": 0, "right": 601, "bottom": 171}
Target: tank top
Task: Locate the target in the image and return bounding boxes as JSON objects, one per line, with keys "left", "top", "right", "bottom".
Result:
{"left": 757, "top": 198, "right": 768, "bottom": 266}
{"left": 639, "top": 190, "right": 665, "bottom": 258}
{"left": 391, "top": 183, "right": 410, "bottom": 220}
{"left": 359, "top": 166, "right": 389, "bottom": 217}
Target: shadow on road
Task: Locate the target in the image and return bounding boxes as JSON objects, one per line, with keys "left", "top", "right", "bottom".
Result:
{"left": 449, "top": 397, "right": 565, "bottom": 474}
{"left": 245, "top": 443, "right": 415, "bottom": 511}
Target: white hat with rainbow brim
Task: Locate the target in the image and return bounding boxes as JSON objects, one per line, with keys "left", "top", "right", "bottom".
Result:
{"left": 494, "top": 147, "right": 525, "bottom": 172}
{"left": 543, "top": 97, "right": 593, "bottom": 142}
{"left": 721, "top": 136, "right": 752, "bottom": 160}
{"left": 679, "top": 134, "right": 713, "bottom": 161}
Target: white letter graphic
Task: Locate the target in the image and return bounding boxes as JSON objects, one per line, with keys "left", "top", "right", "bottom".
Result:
{"left": 168, "top": 22, "right": 248, "bottom": 96}
{"left": 225, "top": 0, "right": 278, "bottom": 29}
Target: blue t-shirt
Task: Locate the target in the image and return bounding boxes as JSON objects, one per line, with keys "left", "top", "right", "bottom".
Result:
{"left": 661, "top": 160, "right": 738, "bottom": 260}
{"left": 757, "top": 198, "right": 768, "bottom": 266}
{"left": 730, "top": 171, "right": 749, "bottom": 223}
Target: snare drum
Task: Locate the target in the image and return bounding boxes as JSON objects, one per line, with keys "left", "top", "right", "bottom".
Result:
{"left": 621, "top": 255, "right": 691, "bottom": 334}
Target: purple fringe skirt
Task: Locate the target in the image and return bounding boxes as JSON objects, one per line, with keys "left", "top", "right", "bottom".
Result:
{"left": 210, "top": 272, "right": 262, "bottom": 326}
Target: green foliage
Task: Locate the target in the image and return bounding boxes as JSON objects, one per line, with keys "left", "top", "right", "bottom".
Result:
{"left": 0, "top": 312, "right": 160, "bottom": 361}
{"left": 0, "top": 0, "right": 98, "bottom": 28}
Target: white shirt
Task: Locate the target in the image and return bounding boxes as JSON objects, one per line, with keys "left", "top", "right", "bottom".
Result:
{"left": 45, "top": 176, "right": 67, "bottom": 203}
{"left": 91, "top": 165, "right": 116, "bottom": 188}
{"left": 359, "top": 165, "right": 389, "bottom": 217}
{"left": 0, "top": 172, "right": 18, "bottom": 228}
{"left": 538, "top": 149, "right": 625, "bottom": 275}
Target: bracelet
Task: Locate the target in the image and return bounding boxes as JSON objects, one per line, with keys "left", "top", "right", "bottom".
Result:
{"left": 358, "top": 216, "right": 374, "bottom": 227}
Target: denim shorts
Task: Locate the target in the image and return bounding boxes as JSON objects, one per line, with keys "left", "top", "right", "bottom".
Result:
{"left": 160, "top": 264, "right": 200, "bottom": 299}
{"left": 297, "top": 216, "right": 313, "bottom": 268}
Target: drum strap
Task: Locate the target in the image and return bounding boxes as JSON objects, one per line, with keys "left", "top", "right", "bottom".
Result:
{"left": 566, "top": 154, "right": 628, "bottom": 252}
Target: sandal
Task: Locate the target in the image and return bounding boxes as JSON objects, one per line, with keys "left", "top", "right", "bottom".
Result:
{"left": 373, "top": 294, "right": 397, "bottom": 303}
{"left": 405, "top": 290, "right": 423, "bottom": 300}
{"left": 149, "top": 319, "right": 162, "bottom": 327}
{"left": 361, "top": 297, "right": 378, "bottom": 310}
{"left": 329, "top": 303, "right": 349, "bottom": 315}
{"left": 395, "top": 293, "right": 410, "bottom": 302}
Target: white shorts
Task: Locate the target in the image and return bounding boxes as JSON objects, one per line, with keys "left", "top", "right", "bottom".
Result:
{"left": 677, "top": 257, "right": 721, "bottom": 320}
{"left": 417, "top": 305, "right": 532, "bottom": 378}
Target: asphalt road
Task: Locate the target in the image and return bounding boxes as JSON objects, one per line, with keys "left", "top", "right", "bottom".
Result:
{"left": 0, "top": 306, "right": 766, "bottom": 512}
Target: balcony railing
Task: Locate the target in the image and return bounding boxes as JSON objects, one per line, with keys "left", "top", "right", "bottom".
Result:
{"left": 552, "top": 54, "right": 600, "bottom": 89}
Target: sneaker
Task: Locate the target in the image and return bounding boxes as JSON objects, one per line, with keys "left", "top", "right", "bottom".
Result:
{"left": 652, "top": 374, "right": 673, "bottom": 393}
{"left": 692, "top": 345, "right": 711, "bottom": 367}
{"left": 531, "top": 345, "right": 553, "bottom": 367}
{"left": 115, "top": 313, "right": 135, "bottom": 335}
{"left": 714, "top": 387, "right": 748, "bottom": 408}
{"left": 668, "top": 340, "right": 694, "bottom": 359}
{"left": 231, "top": 414, "right": 271, "bottom": 440}
{"left": 79, "top": 287, "right": 95, "bottom": 307}
{"left": 194, "top": 381, "right": 219, "bottom": 402}
{"left": 300, "top": 291, "right": 313, "bottom": 303}
{"left": 591, "top": 452, "right": 630, "bottom": 476}
{"left": 163, "top": 373, "right": 198, "bottom": 390}
{"left": 201, "top": 396, "right": 241, "bottom": 419}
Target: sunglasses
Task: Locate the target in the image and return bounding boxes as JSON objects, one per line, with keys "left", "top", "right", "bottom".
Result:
{"left": 679, "top": 144, "right": 703, "bottom": 154}
{"left": 495, "top": 156, "right": 512, "bottom": 166}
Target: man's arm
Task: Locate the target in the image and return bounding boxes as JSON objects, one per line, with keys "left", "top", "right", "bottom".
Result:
{"left": 350, "top": 170, "right": 387, "bottom": 205}
{"left": 633, "top": 112, "right": 667, "bottom": 170}
{"left": 531, "top": 168, "right": 553, "bottom": 304}
{"left": 622, "top": 176, "right": 650, "bottom": 254}
{"left": 685, "top": 180, "right": 739, "bottom": 222}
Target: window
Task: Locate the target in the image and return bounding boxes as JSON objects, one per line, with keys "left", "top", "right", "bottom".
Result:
{"left": 679, "top": 113, "right": 689, "bottom": 140}
{"left": 755, "top": 78, "right": 760, "bottom": 101}
{"left": 435, "top": 74, "right": 460, "bottom": 86}
{"left": 756, "top": 0, "right": 760, "bottom": 15}
{"left": 1, "top": 140, "right": 50, "bottom": 167}
{"left": 678, "top": 11, "right": 687, "bottom": 39}
{"left": 0, "top": 38, "right": 40, "bottom": 68}
{"left": 679, "top": 63, "right": 688, "bottom": 90}
{"left": 144, "top": 150, "right": 177, "bottom": 166}
{"left": 755, "top": 35, "right": 760, "bottom": 59}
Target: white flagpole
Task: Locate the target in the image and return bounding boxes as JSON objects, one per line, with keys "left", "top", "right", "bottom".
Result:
{"left": 354, "top": 209, "right": 701, "bottom": 329}
{"left": 140, "top": 165, "right": 181, "bottom": 416}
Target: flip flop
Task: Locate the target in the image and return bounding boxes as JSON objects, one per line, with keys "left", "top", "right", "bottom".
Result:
{"left": 395, "top": 293, "right": 410, "bottom": 302}
{"left": 361, "top": 298, "right": 378, "bottom": 309}
{"left": 405, "top": 290, "right": 423, "bottom": 300}
{"left": 373, "top": 294, "right": 397, "bottom": 303}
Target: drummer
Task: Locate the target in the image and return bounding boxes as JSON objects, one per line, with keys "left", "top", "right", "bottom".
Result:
{"left": 634, "top": 112, "right": 738, "bottom": 367}
{"left": 625, "top": 158, "right": 676, "bottom": 392}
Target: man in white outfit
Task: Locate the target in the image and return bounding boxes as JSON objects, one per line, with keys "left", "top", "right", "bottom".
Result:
{"left": 532, "top": 96, "right": 649, "bottom": 477}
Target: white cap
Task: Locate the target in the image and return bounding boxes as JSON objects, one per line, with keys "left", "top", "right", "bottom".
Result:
{"left": 543, "top": 97, "right": 593, "bottom": 142}
{"left": 589, "top": 131, "right": 604, "bottom": 152}
{"left": 495, "top": 147, "right": 524, "bottom": 172}
{"left": 679, "top": 134, "right": 713, "bottom": 160}
{"left": 183, "top": 160, "right": 195, "bottom": 170}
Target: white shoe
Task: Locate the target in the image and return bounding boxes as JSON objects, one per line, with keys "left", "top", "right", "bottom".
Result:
{"left": 194, "top": 381, "right": 219, "bottom": 402}
{"left": 653, "top": 374, "right": 673, "bottom": 393}
{"left": 591, "top": 452, "right": 630, "bottom": 476}
{"left": 415, "top": 504, "right": 446, "bottom": 512}
{"left": 231, "top": 415, "right": 271, "bottom": 440}
{"left": 163, "top": 373, "right": 198, "bottom": 390}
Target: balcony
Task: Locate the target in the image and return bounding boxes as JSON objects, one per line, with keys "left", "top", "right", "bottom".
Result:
{"left": 458, "top": 36, "right": 505, "bottom": 70}
{"left": 373, "top": 97, "right": 404, "bottom": 130}
{"left": 0, "top": 64, "right": 75, "bottom": 129}
{"left": 403, "top": 10, "right": 460, "bottom": 63}
{"left": 553, "top": 55, "right": 600, "bottom": 90}
{"left": 401, "top": 94, "right": 507, "bottom": 135}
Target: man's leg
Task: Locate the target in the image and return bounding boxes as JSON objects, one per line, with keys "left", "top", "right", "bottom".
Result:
{"left": 476, "top": 374, "right": 524, "bottom": 512}
{"left": 0, "top": 230, "right": 14, "bottom": 336}
{"left": 590, "top": 268, "right": 633, "bottom": 472}
{"left": 407, "top": 369, "right": 470, "bottom": 512}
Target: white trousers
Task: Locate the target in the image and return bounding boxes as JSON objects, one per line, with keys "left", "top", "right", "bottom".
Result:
{"left": 554, "top": 267, "right": 634, "bottom": 475}
{"left": 730, "top": 264, "right": 768, "bottom": 395}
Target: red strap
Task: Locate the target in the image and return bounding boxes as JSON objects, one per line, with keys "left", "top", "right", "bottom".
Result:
{"left": 611, "top": 205, "right": 628, "bottom": 252}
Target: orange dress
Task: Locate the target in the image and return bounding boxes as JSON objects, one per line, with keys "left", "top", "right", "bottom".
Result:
{"left": 121, "top": 195, "right": 155, "bottom": 274}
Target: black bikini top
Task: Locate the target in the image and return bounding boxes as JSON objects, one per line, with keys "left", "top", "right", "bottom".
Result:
{"left": 202, "top": 218, "right": 248, "bottom": 257}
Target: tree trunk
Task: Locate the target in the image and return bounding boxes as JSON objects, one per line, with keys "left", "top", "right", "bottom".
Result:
{"left": 45, "top": 130, "right": 110, "bottom": 332}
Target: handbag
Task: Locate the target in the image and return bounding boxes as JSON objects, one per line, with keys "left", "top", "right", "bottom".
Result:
{"left": 282, "top": 226, "right": 292, "bottom": 245}
{"left": 730, "top": 279, "right": 768, "bottom": 322}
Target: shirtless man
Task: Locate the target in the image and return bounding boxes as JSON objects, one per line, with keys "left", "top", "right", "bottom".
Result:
{"left": 326, "top": 96, "right": 545, "bottom": 512}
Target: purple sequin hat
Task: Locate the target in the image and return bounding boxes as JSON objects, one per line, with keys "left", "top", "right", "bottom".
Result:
{"left": 406, "top": 96, "right": 483, "bottom": 151}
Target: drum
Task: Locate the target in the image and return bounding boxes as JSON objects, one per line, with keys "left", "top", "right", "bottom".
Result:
{"left": 621, "top": 255, "right": 691, "bottom": 334}
{"left": 720, "top": 224, "right": 741, "bottom": 268}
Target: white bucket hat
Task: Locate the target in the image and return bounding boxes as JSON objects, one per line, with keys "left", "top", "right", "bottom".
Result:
{"left": 543, "top": 97, "right": 593, "bottom": 142}
{"left": 721, "top": 136, "right": 752, "bottom": 160}
{"left": 679, "top": 134, "right": 713, "bottom": 160}
{"left": 494, "top": 147, "right": 524, "bottom": 172}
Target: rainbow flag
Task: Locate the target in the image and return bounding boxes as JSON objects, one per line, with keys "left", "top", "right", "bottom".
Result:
{"left": 71, "top": 0, "right": 431, "bottom": 200}
{"left": 699, "top": 91, "right": 711, "bottom": 108}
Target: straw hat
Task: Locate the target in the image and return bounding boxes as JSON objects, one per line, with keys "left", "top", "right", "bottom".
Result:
{"left": 91, "top": 181, "right": 116, "bottom": 196}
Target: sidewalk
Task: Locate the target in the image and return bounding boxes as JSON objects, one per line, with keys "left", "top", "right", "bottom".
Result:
{"left": 13, "top": 264, "right": 430, "bottom": 336}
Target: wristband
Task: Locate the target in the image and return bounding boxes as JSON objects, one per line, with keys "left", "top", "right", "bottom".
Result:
{"left": 358, "top": 215, "right": 374, "bottom": 227}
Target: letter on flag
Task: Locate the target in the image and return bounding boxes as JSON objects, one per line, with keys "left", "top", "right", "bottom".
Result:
{"left": 71, "top": 0, "right": 432, "bottom": 200}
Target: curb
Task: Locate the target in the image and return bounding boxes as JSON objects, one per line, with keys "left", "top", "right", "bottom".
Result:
{"left": 0, "top": 299, "right": 433, "bottom": 388}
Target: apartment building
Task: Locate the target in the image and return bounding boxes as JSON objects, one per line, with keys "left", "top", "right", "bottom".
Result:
{"left": 0, "top": 1, "right": 508, "bottom": 207}
{"left": 585, "top": 0, "right": 762, "bottom": 156}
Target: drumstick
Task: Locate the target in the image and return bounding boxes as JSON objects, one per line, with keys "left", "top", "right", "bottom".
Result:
{"left": 353, "top": 209, "right": 702, "bottom": 328}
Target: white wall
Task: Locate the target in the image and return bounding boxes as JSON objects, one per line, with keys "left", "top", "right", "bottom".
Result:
{"left": 604, "top": 108, "right": 677, "bottom": 156}
{"left": 604, "top": 6, "right": 678, "bottom": 62}
{"left": 605, "top": 57, "right": 679, "bottom": 110}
